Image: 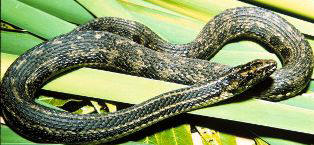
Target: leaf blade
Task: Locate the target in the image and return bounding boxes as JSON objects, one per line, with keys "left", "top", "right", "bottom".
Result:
{"left": 1, "top": 0, "right": 76, "bottom": 39}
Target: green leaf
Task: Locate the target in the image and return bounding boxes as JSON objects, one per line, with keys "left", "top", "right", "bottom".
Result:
{"left": 257, "top": 138, "right": 306, "bottom": 145}
{"left": 1, "top": 0, "right": 75, "bottom": 39}
{"left": 244, "top": 0, "right": 314, "bottom": 21}
{"left": 72, "top": 105, "right": 95, "bottom": 114}
{"left": 254, "top": 138, "right": 269, "bottom": 145}
{"left": 0, "top": 21, "right": 18, "bottom": 30}
{"left": 196, "top": 127, "right": 223, "bottom": 145}
{"left": 250, "top": 132, "right": 309, "bottom": 145}
{"left": 1, "top": 125, "right": 35, "bottom": 144}
{"left": 120, "top": 141, "right": 154, "bottom": 145}
{"left": 17, "top": 0, "right": 94, "bottom": 24}
{"left": 36, "top": 96, "right": 71, "bottom": 107}
{"left": 77, "top": 0, "right": 135, "bottom": 19}
{"left": 1, "top": 53, "right": 17, "bottom": 78}
{"left": 219, "top": 132, "right": 237, "bottom": 145}
{"left": 139, "top": 124, "right": 193, "bottom": 145}
{"left": 0, "top": 124, "right": 152, "bottom": 145}
{"left": 196, "top": 126, "right": 258, "bottom": 145}
{"left": 0, "top": 31, "right": 43, "bottom": 55}
{"left": 142, "top": 0, "right": 314, "bottom": 36}
{"left": 140, "top": 135, "right": 160, "bottom": 145}
{"left": 158, "top": 124, "right": 193, "bottom": 145}
{"left": 35, "top": 96, "right": 66, "bottom": 111}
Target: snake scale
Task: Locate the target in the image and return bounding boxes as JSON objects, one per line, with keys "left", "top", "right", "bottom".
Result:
{"left": 1, "top": 7, "right": 313, "bottom": 144}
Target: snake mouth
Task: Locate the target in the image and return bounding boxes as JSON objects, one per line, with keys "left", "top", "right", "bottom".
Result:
{"left": 228, "top": 59, "right": 277, "bottom": 93}
{"left": 237, "top": 59, "right": 277, "bottom": 78}
{"left": 252, "top": 59, "right": 277, "bottom": 76}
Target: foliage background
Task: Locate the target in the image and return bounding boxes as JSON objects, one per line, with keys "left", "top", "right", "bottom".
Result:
{"left": 1, "top": 0, "right": 314, "bottom": 145}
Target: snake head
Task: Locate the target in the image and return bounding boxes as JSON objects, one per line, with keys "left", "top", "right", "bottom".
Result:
{"left": 225, "top": 59, "right": 277, "bottom": 94}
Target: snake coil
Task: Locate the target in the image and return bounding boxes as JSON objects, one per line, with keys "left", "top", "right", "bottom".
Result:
{"left": 1, "top": 7, "right": 313, "bottom": 144}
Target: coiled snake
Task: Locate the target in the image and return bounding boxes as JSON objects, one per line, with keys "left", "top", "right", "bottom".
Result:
{"left": 1, "top": 7, "right": 313, "bottom": 144}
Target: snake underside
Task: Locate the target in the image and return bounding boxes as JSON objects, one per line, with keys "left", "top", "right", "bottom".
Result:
{"left": 0, "top": 7, "right": 313, "bottom": 144}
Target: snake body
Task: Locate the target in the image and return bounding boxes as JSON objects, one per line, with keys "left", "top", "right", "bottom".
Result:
{"left": 0, "top": 7, "right": 313, "bottom": 144}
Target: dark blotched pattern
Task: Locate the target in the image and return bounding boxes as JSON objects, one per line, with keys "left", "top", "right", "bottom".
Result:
{"left": 0, "top": 7, "right": 312, "bottom": 143}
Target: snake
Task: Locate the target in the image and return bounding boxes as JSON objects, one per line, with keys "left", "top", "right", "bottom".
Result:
{"left": 0, "top": 7, "right": 313, "bottom": 144}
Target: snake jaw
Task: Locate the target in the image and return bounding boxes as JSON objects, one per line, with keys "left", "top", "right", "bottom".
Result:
{"left": 228, "top": 59, "right": 277, "bottom": 93}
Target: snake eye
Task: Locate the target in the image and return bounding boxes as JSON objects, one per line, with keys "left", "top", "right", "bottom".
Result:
{"left": 132, "top": 35, "right": 142, "bottom": 44}
{"left": 232, "top": 59, "right": 277, "bottom": 85}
